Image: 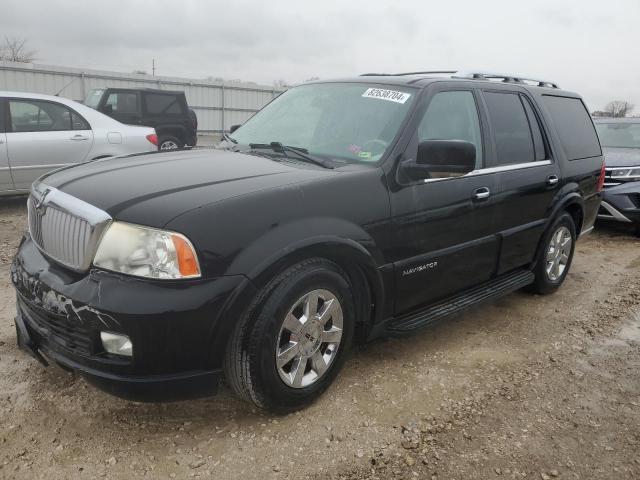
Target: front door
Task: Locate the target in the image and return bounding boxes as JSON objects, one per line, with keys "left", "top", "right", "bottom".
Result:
{"left": 388, "top": 87, "right": 500, "bottom": 315}
{"left": 6, "top": 98, "right": 94, "bottom": 190}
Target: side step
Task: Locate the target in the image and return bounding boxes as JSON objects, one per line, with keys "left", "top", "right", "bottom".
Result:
{"left": 387, "top": 269, "right": 535, "bottom": 333}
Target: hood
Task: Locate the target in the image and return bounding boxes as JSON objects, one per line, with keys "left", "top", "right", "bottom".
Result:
{"left": 39, "top": 149, "right": 336, "bottom": 227}
{"left": 602, "top": 147, "right": 640, "bottom": 168}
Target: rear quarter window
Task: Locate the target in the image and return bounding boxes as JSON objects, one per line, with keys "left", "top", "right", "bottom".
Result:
{"left": 143, "top": 93, "right": 184, "bottom": 115}
{"left": 542, "top": 95, "right": 601, "bottom": 160}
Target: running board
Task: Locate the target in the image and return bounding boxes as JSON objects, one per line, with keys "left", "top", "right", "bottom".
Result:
{"left": 387, "top": 269, "right": 535, "bottom": 333}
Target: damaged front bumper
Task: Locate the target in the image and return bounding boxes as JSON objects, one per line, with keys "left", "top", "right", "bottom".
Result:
{"left": 11, "top": 235, "right": 251, "bottom": 402}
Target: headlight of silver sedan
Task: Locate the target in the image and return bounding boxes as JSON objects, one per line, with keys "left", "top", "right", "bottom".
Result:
{"left": 93, "top": 222, "right": 201, "bottom": 279}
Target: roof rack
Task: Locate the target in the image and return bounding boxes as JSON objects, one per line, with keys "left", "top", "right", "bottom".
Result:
{"left": 359, "top": 70, "right": 559, "bottom": 88}
{"left": 452, "top": 71, "right": 560, "bottom": 88}
{"left": 360, "top": 71, "right": 456, "bottom": 77}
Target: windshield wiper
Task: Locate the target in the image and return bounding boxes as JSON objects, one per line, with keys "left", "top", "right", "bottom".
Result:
{"left": 222, "top": 132, "right": 238, "bottom": 144}
{"left": 249, "top": 142, "right": 334, "bottom": 169}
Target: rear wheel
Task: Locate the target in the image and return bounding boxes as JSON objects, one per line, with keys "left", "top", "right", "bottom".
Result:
{"left": 158, "top": 135, "right": 183, "bottom": 150}
{"left": 224, "top": 258, "right": 355, "bottom": 412}
{"left": 528, "top": 213, "right": 576, "bottom": 294}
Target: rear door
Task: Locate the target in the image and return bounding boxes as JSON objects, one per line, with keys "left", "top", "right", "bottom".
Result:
{"left": 6, "top": 98, "right": 94, "bottom": 190}
{"left": 479, "top": 89, "right": 559, "bottom": 274}
{"left": 389, "top": 85, "right": 500, "bottom": 314}
{"left": 0, "top": 98, "right": 14, "bottom": 192}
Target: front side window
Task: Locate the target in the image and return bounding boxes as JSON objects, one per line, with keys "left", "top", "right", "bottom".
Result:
{"left": 104, "top": 92, "right": 138, "bottom": 114}
{"left": 484, "top": 91, "right": 535, "bottom": 165}
{"left": 9, "top": 100, "right": 85, "bottom": 132}
{"left": 230, "top": 83, "right": 417, "bottom": 164}
{"left": 595, "top": 122, "right": 640, "bottom": 149}
{"left": 417, "top": 90, "right": 483, "bottom": 169}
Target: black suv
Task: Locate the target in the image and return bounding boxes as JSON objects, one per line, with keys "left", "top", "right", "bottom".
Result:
{"left": 84, "top": 88, "right": 197, "bottom": 150}
{"left": 593, "top": 117, "right": 640, "bottom": 235}
{"left": 12, "top": 71, "right": 604, "bottom": 412}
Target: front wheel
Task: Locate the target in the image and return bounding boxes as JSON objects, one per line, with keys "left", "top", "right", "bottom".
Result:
{"left": 224, "top": 258, "right": 355, "bottom": 412}
{"left": 528, "top": 213, "right": 576, "bottom": 295}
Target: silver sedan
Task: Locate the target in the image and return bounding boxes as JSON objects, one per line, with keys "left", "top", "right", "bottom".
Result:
{"left": 0, "top": 91, "right": 158, "bottom": 195}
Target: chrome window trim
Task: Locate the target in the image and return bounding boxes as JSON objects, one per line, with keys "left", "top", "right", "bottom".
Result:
{"left": 29, "top": 181, "right": 112, "bottom": 271}
{"left": 11, "top": 163, "right": 74, "bottom": 171}
{"left": 421, "top": 160, "right": 552, "bottom": 183}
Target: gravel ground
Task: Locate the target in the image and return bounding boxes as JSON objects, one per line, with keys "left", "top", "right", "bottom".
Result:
{"left": 0, "top": 197, "right": 639, "bottom": 480}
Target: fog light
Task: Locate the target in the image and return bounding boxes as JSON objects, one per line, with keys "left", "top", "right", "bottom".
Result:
{"left": 100, "top": 331, "right": 133, "bottom": 357}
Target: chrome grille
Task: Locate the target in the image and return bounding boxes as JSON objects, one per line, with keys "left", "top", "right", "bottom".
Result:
{"left": 28, "top": 183, "right": 112, "bottom": 271}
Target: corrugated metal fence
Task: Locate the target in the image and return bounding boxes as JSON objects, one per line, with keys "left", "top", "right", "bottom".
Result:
{"left": 0, "top": 61, "right": 286, "bottom": 133}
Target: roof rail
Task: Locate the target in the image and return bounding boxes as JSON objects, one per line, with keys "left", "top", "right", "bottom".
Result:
{"left": 452, "top": 71, "right": 559, "bottom": 88}
{"left": 360, "top": 71, "right": 456, "bottom": 77}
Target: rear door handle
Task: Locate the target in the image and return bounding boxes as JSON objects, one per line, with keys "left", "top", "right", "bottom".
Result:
{"left": 70, "top": 135, "right": 89, "bottom": 141}
{"left": 473, "top": 187, "right": 491, "bottom": 200}
{"left": 547, "top": 175, "right": 559, "bottom": 186}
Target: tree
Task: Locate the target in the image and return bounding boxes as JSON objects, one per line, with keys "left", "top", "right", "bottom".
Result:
{"left": 603, "top": 100, "right": 635, "bottom": 118}
{"left": 0, "top": 37, "right": 36, "bottom": 63}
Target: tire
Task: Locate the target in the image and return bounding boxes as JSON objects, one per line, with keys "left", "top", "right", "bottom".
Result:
{"left": 158, "top": 135, "right": 183, "bottom": 151}
{"left": 528, "top": 213, "right": 576, "bottom": 295}
{"left": 224, "top": 258, "right": 355, "bottom": 412}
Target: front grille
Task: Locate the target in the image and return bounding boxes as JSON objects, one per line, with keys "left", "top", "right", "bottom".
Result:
{"left": 27, "top": 184, "right": 111, "bottom": 271}
{"left": 20, "top": 299, "right": 94, "bottom": 357}
{"left": 28, "top": 197, "right": 93, "bottom": 269}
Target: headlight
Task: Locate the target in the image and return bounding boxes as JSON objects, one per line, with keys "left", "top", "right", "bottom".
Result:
{"left": 93, "top": 222, "right": 201, "bottom": 279}
{"left": 611, "top": 167, "right": 640, "bottom": 179}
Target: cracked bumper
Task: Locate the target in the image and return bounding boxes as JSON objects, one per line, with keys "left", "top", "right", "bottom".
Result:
{"left": 11, "top": 235, "right": 251, "bottom": 401}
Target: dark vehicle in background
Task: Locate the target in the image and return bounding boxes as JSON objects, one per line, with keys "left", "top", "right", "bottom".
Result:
{"left": 85, "top": 88, "right": 197, "bottom": 150}
{"left": 594, "top": 118, "right": 640, "bottom": 236}
{"left": 12, "top": 71, "right": 604, "bottom": 412}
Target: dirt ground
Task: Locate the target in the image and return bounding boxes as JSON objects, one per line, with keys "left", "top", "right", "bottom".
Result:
{"left": 0, "top": 196, "right": 639, "bottom": 480}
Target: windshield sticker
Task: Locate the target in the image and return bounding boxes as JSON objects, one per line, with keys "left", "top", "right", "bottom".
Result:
{"left": 362, "top": 88, "right": 411, "bottom": 104}
{"left": 358, "top": 151, "right": 372, "bottom": 160}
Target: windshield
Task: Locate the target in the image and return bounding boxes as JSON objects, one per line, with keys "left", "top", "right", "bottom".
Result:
{"left": 230, "top": 83, "right": 416, "bottom": 163}
{"left": 595, "top": 122, "right": 640, "bottom": 148}
{"left": 85, "top": 89, "right": 105, "bottom": 109}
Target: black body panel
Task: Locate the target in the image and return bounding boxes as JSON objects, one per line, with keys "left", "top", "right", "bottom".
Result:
{"left": 12, "top": 74, "right": 604, "bottom": 401}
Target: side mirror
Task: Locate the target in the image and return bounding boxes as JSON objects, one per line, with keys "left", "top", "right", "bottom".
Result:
{"left": 229, "top": 124, "right": 241, "bottom": 134}
{"left": 402, "top": 140, "right": 476, "bottom": 180}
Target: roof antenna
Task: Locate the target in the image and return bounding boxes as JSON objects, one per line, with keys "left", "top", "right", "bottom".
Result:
{"left": 54, "top": 77, "right": 76, "bottom": 97}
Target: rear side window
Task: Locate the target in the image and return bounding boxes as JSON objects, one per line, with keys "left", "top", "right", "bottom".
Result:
{"left": 542, "top": 96, "right": 601, "bottom": 160}
{"left": 143, "top": 93, "right": 183, "bottom": 115}
{"left": 8, "top": 99, "right": 88, "bottom": 132}
{"left": 483, "top": 91, "right": 534, "bottom": 165}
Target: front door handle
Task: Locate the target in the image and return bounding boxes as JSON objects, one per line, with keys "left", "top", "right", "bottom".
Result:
{"left": 473, "top": 187, "right": 491, "bottom": 201}
{"left": 547, "top": 175, "right": 559, "bottom": 186}
{"left": 70, "top": 135, "right": 89, "bottom": 141}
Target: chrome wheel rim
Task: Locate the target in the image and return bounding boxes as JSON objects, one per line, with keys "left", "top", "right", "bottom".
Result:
{"left": 546, "top": 226, "right": 572, "bottom": 281}
{"left": 160, "top": 140, "right": 178, "bottom": 150}
{"left": 275, "top": 289, "right": 343, "bottom": 389}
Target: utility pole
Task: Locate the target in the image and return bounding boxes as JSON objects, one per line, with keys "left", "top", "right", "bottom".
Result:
{"left": 152, "top": 59, "right": 156, "bottom": 76}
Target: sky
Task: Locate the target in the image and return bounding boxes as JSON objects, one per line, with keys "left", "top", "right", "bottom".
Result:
{"left": 0, "top": 0, "right": 638, "bottom": 113}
